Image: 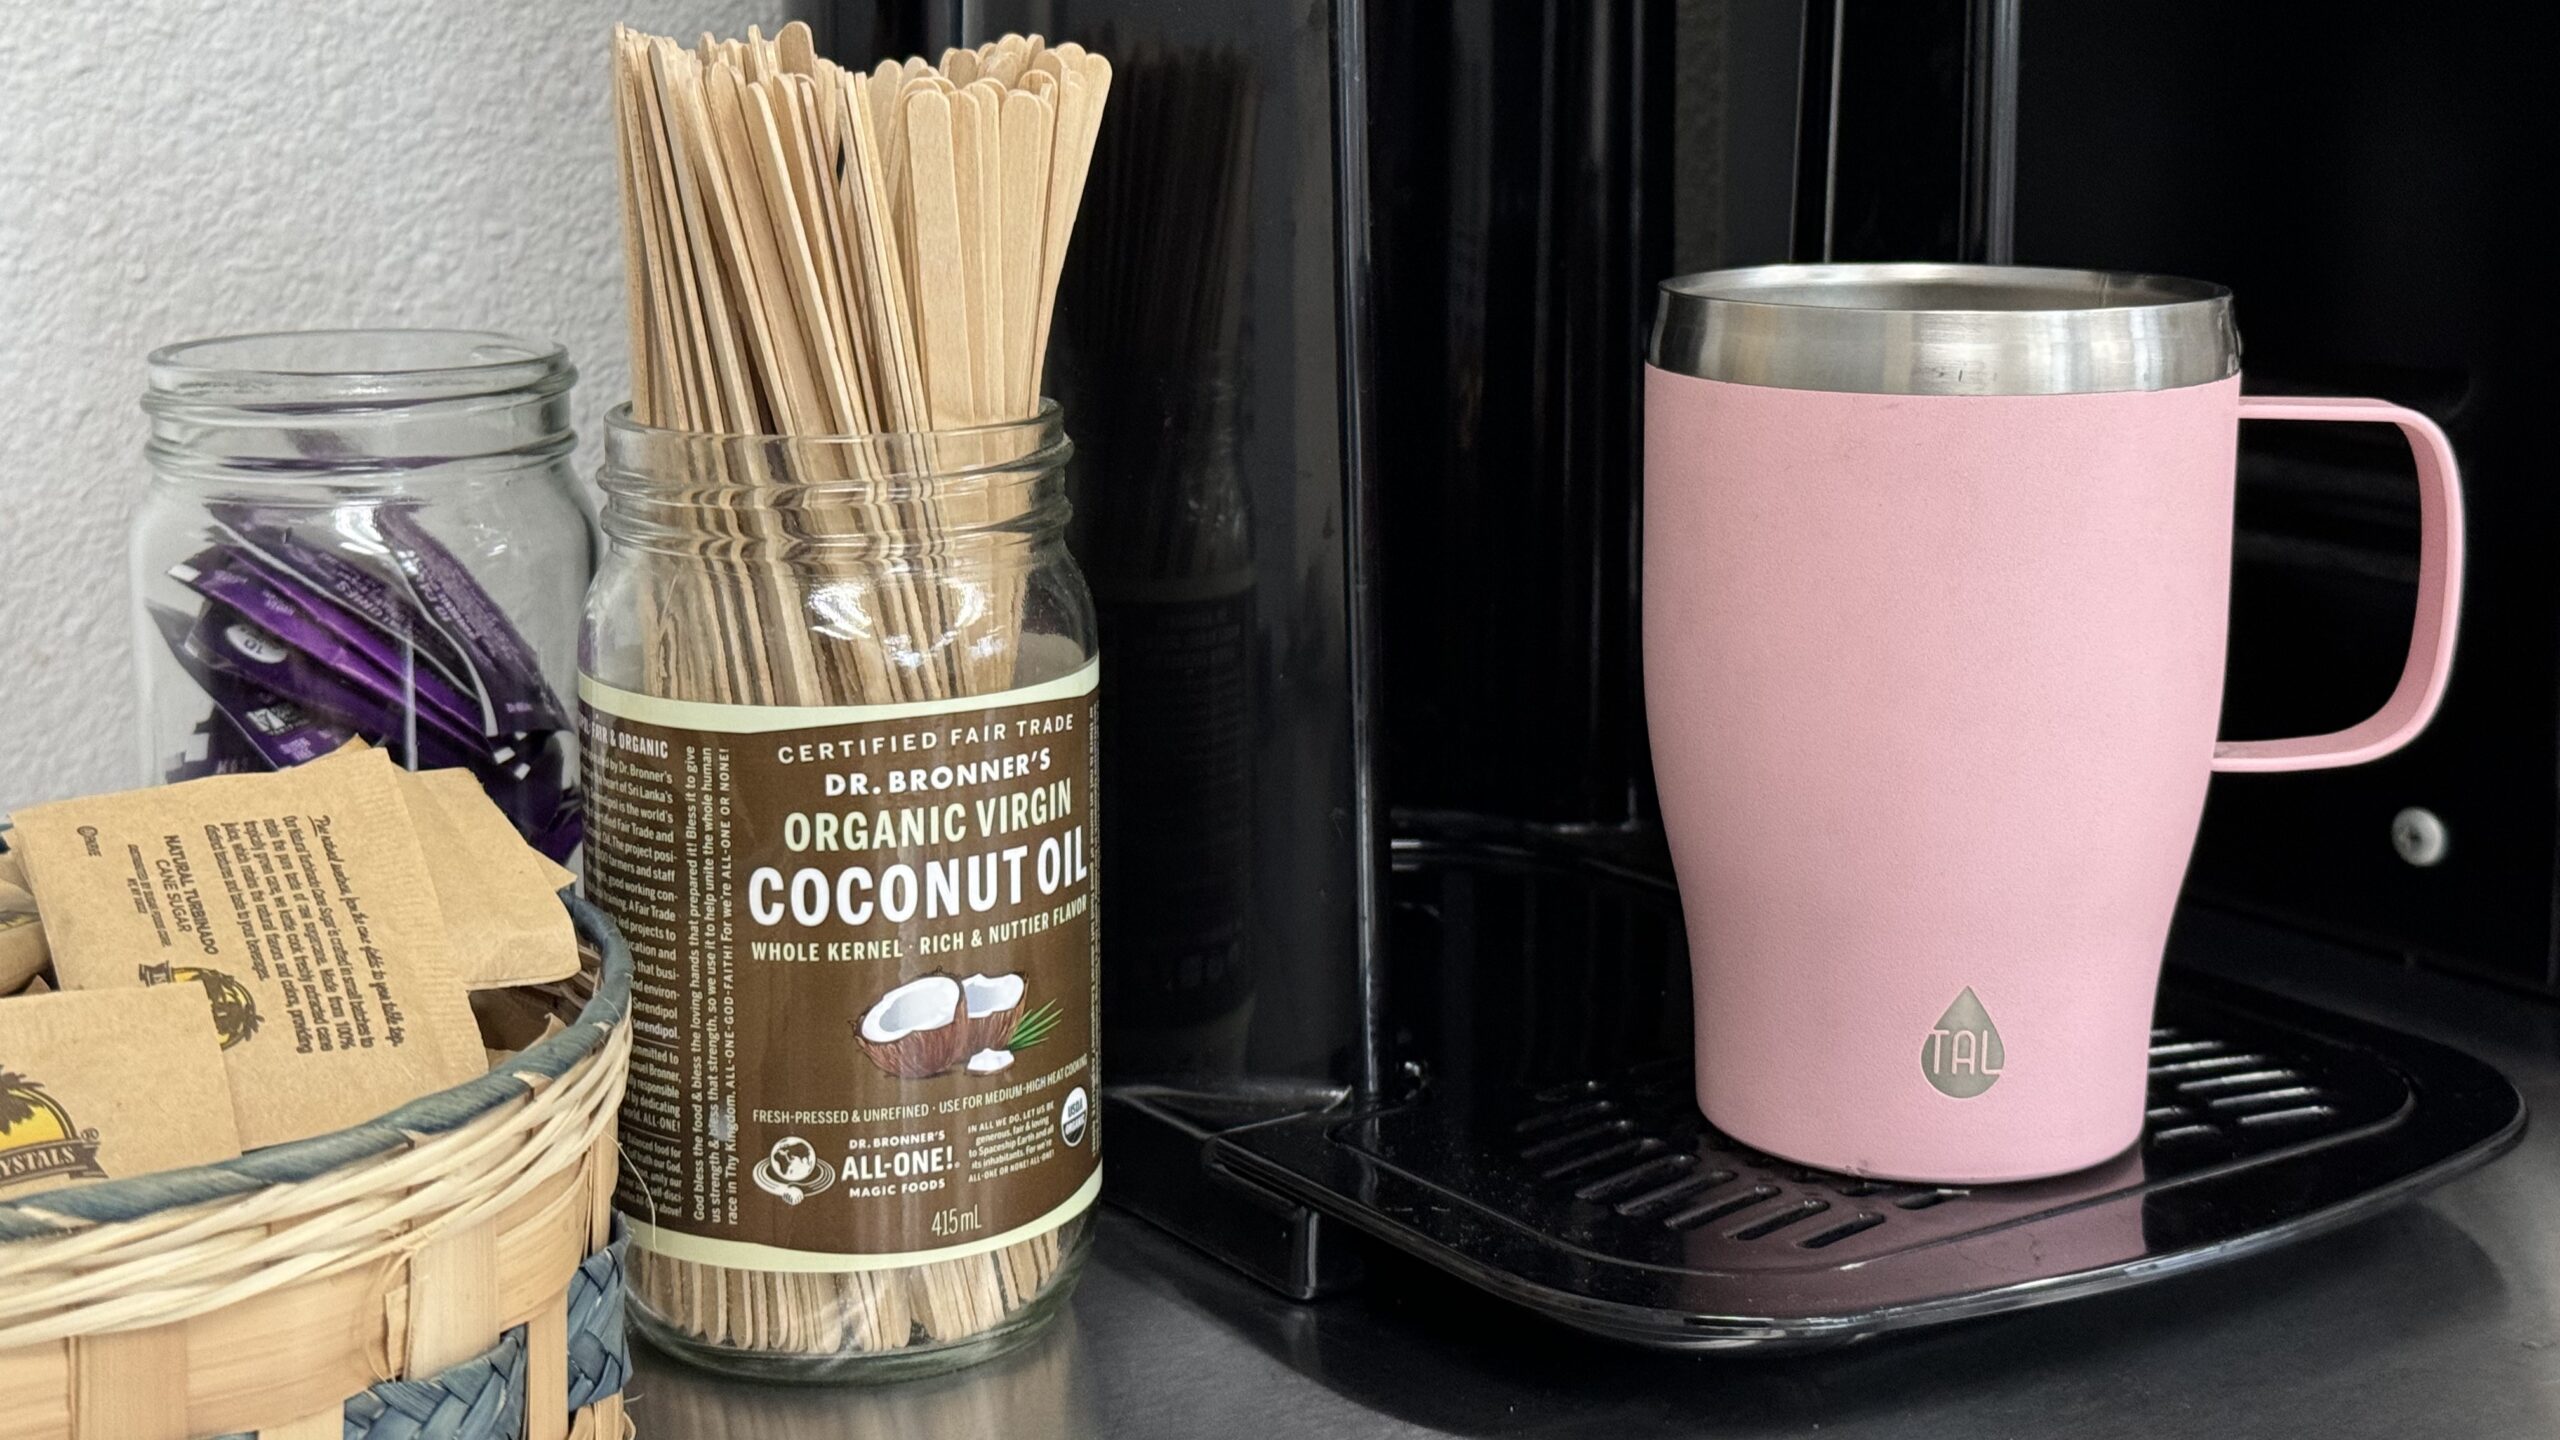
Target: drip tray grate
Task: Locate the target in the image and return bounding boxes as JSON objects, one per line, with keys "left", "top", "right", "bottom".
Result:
{"left": 1482, "top": 1011, "right": 2409, "bottom": 1264}
{"left": 1208, "top": 969, "right": 2523, "bottom": 1351}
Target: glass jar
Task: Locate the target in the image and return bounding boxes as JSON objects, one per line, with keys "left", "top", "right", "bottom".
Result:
{"left": 132, "top": 330, "right": 590, "bottom": 859}
{"left": 584, "top": 404, "right": 1100, "bottom": 1383}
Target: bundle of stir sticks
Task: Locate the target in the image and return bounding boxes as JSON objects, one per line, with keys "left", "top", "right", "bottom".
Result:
{"left": 610, "top": 22, "right": 1109, "bottom": 1358}
{"left": 614, "top": 21, "right": 1109, "bottom": 438}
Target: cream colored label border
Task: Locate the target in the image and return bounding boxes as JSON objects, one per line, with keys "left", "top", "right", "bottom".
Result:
{"left": 579, "top": 659, "right": 1100, "bottom": 733}
{"left": 591, "top": 659, "right": 1103, "bottom": 1271}
{"left": 623, "top": 1168, "right": 1102, "bottom": 1273}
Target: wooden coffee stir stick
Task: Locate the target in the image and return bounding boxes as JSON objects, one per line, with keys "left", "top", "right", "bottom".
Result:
{"left": 609, "top": 21, "right": 1109, "bottom": 1356}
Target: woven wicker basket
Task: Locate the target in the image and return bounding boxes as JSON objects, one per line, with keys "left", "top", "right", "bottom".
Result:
{"left": 0, "top": 894, "right": 633, "bottom": 1440}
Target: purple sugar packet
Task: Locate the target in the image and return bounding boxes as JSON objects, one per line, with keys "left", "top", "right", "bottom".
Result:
{"left": 204, "top": 508, "right": 474, "bottom": 677}
{"left": 489, "top": 739, "right": 582, "bottom": 864}
{"left": 203, "top": 509, "right": 465, "bottom": 655}
{"left": 181, "top": 503, "right": 581, "bottom": 851}
{"left": 197, "top": 714, "right": 266, "bottom": 771}
{"left": 150, "top": 607, "right": 361, "bottom": 771}
{"left": 531, "top": 803, "right": 584, "bottom": 865}
{"left": 169, "top": 546, "right": 499, "bottom": 747}
{"left": 221, "top": 544, "right": 491, "bottom": 737}
{"left": 209, "top": 503, "right": 567, "bottom": 737}
{"left": 203, "top": 505, "right": 487, "bottom": 717}
{"left": 165, "top": 717, "right": 263, "bottom": 782}
{"left": 182, "top": 605, "right": 489, "bottom": 772}
{"left": 481, "top": 732, "right": 577, "bottom": 842}
{"left": 196, "top": 599, "right": 498, "bottom": 766}
{"left": 371, "top": 505, "right": 570, "bottom": 733}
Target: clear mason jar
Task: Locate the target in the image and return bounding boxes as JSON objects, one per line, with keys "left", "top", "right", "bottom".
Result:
{"left": 132, "top": 330, "right": 590, "bottom": 859}
{"left": 585, "top": 404, "right": 1099, "bottom": 1383}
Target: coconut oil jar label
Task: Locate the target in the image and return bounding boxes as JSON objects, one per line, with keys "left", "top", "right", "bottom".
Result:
{"left": 580, "top": 663, "right": 1100, "bottom": 1270}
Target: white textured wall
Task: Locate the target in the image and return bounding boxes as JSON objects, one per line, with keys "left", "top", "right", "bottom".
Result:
{"left": 0, "top": 0, "right": 806, "bottom": 809}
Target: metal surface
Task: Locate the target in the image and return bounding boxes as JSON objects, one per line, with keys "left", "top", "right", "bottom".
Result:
{"left": 630, "top": 906, "right": 2558, "bottom": 1438}
{"left": 1213, "top": 850, "right": 2522, "bottom": 1349}
{"left": 1648, "top": 263, "right": 2241, "bottom": 394}
{"left": 1960, "top": 0, "right": 2019, "bottom": 263}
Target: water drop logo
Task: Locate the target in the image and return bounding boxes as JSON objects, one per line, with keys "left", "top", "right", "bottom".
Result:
{"left": 1921, "top": 987, "right": 2005, "bottom": 1099}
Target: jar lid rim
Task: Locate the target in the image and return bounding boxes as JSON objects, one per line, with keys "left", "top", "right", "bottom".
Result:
{"left": 145, "top": 329, "right": 573, "bottom": 411}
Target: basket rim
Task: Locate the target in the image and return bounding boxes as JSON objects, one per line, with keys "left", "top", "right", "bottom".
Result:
{"left": 0, "top": 891, "right": 631, "bottom": 1242}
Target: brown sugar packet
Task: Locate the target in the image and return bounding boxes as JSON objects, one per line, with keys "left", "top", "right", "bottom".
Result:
{"left": 9, "top": 752, "right": 484, "bottom": 1149}
{"left": 0, "top": 985, "right": 243, "bottom": 1198}
{"left": 307, "top": 745, "right": 577, "bottom": 989}
{"left": 484, "top": 1012, "right": 568, "bottom": 1071}
{"left": 396, "top": 767, "right": 579, "bottom": 989}
{"left": 471, "top": 982, "right": 568, "bottom": 1054}
{"left": 1, "top": 915, "right": 44, "bottom": 997}
{"left": 1, "top": 873, "right": 44, "bottom": 995}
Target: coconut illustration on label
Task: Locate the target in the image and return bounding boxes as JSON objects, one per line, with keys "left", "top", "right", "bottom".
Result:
{"left": 855, "top": 972, "right": 1045, "bottom": 1081}
{"left": 962, "top": 973, "right": 1024, "bottom": 1053}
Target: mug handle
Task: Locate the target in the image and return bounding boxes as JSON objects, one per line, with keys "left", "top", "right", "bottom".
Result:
{"left": 2212, "top": 396, "right": 2465, "bottom": 773}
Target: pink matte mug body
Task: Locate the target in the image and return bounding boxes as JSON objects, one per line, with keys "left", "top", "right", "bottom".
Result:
{"left": 1643, "top": 284, "right": 2462, "bottom": 1183}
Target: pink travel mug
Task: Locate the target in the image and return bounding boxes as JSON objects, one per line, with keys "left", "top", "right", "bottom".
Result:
{"left": 1643, "top": 265, "right": 2463, "bottom": 1184}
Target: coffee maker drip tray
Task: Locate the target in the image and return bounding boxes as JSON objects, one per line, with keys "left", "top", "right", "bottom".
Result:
{"left": 1206, "top": 853, "right": 2524, "bottom": 1350}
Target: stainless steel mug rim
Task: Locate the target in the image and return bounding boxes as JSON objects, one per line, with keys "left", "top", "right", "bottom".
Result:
{"left": 1649, "top": 263, "right": 2240, "bottom": 396}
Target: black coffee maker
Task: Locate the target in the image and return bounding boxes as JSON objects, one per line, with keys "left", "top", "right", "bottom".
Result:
{"left": 831, "top": 0, "right": 2524, "bottom": 1345}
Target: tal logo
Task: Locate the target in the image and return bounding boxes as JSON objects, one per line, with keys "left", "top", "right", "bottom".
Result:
{"left": 1921, "top": 987, "right": 2005, "bottom": 1099}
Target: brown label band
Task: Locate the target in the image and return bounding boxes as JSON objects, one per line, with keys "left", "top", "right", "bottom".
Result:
{"left": 583, "top": 663, "right": 1101, "bottom": 1270}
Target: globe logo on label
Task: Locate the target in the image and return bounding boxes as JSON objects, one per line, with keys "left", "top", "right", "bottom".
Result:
{"left": 1921, "top": 988, "right": 2006, "bottom": 1099}
{"left": 750, "top": 1135, "right": 837, "bottom": 1205}
{"left": 1060, "top": 1086, "right": 1090, "bottom": 1147}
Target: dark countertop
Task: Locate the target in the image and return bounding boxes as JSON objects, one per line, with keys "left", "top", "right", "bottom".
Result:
{"left": 629, "top": 917, "right": 2560, "bottom": 1438}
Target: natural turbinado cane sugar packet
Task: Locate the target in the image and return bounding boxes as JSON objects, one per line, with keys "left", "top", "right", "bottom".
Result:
{"left": 315, "top": 742, "right": 579, "bottom": 990}
{"left": 397, "top": 764, "right": 578, "bottom": 989}
{"left": 0, "top": 986, "right": 243, "bottom": 1198}
{"left": 2, "top": 910, "right": 45, "bottom": 996}
{"left": 6, "top": 749, "right": 485, "bottom": 1148}
{"left": 0, "top": 865, "right": 44, "bottom": 995}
